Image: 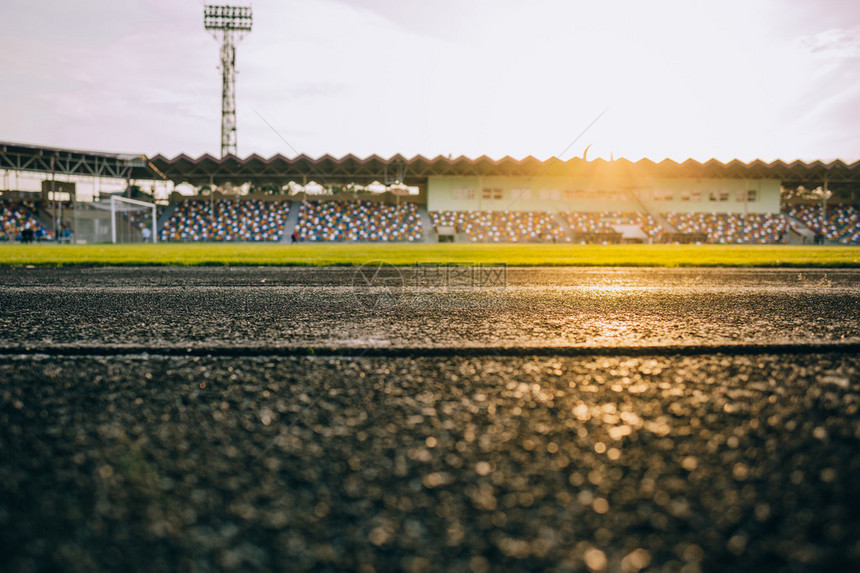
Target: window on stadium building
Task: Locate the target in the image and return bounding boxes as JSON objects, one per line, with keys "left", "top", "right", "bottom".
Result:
{"left": 565, "top": 189, "right": 592, "bottom": 201}
{"left": 680, "top": 191, "right": 691, "bottom": 201}
{"left": 690, "top": 191, "right": 701, "bottom": 202}
{"left": 453, "top": 187, "right": 474, "bottom": 200}
{"left": 747, "top": 190, "right": 757, "bottom": 202}
{"left": 483, "top": 188, "right": 503, "bottom": 200}
{"left": 719, "top": 190, "right": 729, "bottom": 202}
{"left": 512, "top": 188, "right": 531, "bottom": 201}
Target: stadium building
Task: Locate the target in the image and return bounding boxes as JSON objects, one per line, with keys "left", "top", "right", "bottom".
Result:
{"left": 1, "top": 141, "right": 859, "bottom": 245}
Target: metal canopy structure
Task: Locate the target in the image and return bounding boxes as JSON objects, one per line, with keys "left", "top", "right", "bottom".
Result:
{"left": 146, "top": 152, "right": 860, "bottom": 190}
{"left": 0, "top": 141, "right": 152, "bottom": 180}
{"left": 3, "top": 140, "right": 859, "bottom": 194}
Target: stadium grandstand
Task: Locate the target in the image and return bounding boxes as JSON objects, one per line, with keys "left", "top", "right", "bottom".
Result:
{"left": 787, "top": 204, "right": 860, "bottom": 244}
{"left": 295, "top": 200, "right": 422, "bottom": 242}
{"left": 160, "top": 199, "right": 288, "bottom": 242}
{"left": 430, "top": 211, "right": 568, "bottom": 243}
{"left": 0, "top": 200, "right": 54, "bottom": 242}
{"left": 2, "top": 140, "right": 860, "bottom": 245}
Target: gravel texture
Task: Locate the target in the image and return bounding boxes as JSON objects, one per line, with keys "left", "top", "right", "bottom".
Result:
{"left": 1, "top": 267, "right": 859, "bottom": 572}
{"left": 1, "top": 354, "right": 859, "bottom": 572}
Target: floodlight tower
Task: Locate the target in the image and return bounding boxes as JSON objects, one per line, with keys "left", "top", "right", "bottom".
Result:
{"left": 204, "top": 4, "right": 253, "bottom": 157}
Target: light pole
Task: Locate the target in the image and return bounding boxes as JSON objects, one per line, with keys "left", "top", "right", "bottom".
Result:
{"left": 204, "top": 5, "right": 253, "bottom": 158}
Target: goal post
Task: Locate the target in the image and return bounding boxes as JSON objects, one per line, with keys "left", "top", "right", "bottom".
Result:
{"left": 111, "top": 195, "right": 157, "bottom": 244}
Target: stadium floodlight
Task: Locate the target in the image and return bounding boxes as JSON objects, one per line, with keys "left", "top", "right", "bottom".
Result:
{"left": 204, "top": 4, "right": 253, "bottom": 158}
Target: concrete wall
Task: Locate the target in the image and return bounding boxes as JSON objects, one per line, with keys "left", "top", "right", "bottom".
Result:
{"left": 636, "top": 178, "right": 781, "bottom": 214}
{"left": 427, "top": 176, "right": 782, "bottom": 214}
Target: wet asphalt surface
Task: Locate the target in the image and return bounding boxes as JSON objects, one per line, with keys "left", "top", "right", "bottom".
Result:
{"left": 0, "top": 267, "right": 858, "bottom": 350}
{"left": 1, "top": 267, "right": 859, "bottom": 572}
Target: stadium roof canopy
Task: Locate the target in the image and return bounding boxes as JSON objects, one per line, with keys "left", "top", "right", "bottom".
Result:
{"left": 2, "top": 141, "right": 859, "bottom": 190}
{"left": 149, "top": 153, "right": 860, "bottom": 190}
{"left": 0, "top": 141, "right": 152, "bottom": 180}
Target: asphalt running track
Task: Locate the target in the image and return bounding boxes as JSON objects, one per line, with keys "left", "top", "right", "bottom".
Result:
{"left": 1, "top": 267, "right": 859, "bottom": 572}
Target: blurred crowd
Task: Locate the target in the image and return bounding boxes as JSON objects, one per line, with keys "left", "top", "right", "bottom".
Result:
{"left": 0, "top": 201, "right": 54, "bottom": 241}
{"left": 160, "top": 200, "right": 288, "bottom": 241}
{"left": 788, "top": 205, "right": 860, "bottom": 244}
{"left": 562, "top": 211, "right": 615, "bottom": 234}
{"left": 99, "top": 198, "right": 860, "bottom": 245}
{"left": 665, "top": 212, "right": 789, "bottom": 243}
{"left": 562, "top": 211, "right": 664, "bottom": 238}
{"left": 430, "top": 210, "right": 668, "bottom": 242}
{"left": 295, "top": 201, "right": 422, "bottom": 241}
{"left": 126, "top": 206, "right": 167, "bottom": 231}
{"left": 430, "top": 211, "right": 568, "bottom": 242}
{"left": 636, "top": 214, "right": 665, "bottom": 238}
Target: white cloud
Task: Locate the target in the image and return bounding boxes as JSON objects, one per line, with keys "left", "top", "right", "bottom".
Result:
{"left": 796, "top": 28, "right": 860, "bottom": 59}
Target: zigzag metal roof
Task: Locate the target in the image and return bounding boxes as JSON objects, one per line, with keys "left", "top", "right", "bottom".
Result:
{"left": 148, "top": 153, "right": 860, "bottom": 188}
{"left": 2, "top": 141, "right": 858, "bottom": 188}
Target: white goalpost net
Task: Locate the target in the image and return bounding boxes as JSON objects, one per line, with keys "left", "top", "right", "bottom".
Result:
{"left": 110, "top": 196, "right": 157, "bottom": 244}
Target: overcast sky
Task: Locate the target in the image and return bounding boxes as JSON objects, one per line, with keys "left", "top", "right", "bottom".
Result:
{"left": 3, "top": 0, "right": 860, "bottom": 162}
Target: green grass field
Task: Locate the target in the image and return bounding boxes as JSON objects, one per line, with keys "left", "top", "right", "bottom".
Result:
{"left": 0, "top": 243, "right": 859, "bottom": 267}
